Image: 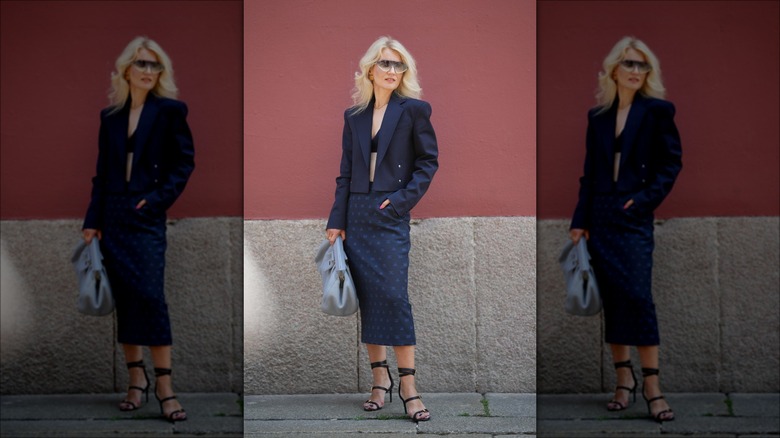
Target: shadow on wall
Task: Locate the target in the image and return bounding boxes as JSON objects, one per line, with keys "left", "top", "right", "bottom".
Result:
{"left": 244, "top": 247, "right": 276, "bottom": 340}
{"left": 0, "top": 240, "right": 33, "bottom": 354}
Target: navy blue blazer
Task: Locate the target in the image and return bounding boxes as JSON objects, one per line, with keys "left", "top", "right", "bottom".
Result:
{"left": 84, "top": 94, "right": 195, "bottom": 229}
{"left": 571, "top": 94, "right": 682, "bottom": 229}
{"left": 327, "top": 93, "right": 438, "bottom": 230}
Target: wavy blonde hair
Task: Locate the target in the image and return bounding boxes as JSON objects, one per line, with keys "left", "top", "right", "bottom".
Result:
{"left": 595, "top": 36, "right": 665, "bottom": 113}
{"left": 107, "top": 36, "right": 178, "bottom": 113}
{"left": 350, "top": 36, "right": 422, "bottom": 114}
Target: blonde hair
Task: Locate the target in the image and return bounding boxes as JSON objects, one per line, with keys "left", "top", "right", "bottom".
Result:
{"left": 350, "top": 36, "right": 422, "bottom": 114}
{"left": 107, "top": 36, "right": 178, "bottom": 113}
{"left": 595, "top": 36, "right": 665, "bottom": 112}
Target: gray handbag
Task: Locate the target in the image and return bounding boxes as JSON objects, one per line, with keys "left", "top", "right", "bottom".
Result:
{"left": 558, "top": 239, "right": 602, "bottom": 316}
{"left": 314, "top": 236, "right": 358, "bottom": 316}
{"left": 71, "top": 238, "right": 114, "bottom": 316}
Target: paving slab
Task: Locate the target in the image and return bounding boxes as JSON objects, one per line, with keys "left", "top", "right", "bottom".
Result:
{"left": 0, "top": 393, "right": 242, "bottom": 437}
{"left": 245, "top": 393, "right": 535, "bottom": 436}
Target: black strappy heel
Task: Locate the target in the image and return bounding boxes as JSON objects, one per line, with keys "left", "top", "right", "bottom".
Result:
{"left": 154, "top": 367, "right": 187, "bottom": 423}
{"left": 398, "top": 368, "right": 430, "bottom": 422}
{"left": 119, "top": 360, "right": 149, "bottom": 411}
{"left": 363, "top": 360, "right": 394, "bottom": 411}
{"left": 607, "top": 360, "right": 637, "bottom": 411}
{"left": 642, "top": 367, "right": 675, "bottom": 422}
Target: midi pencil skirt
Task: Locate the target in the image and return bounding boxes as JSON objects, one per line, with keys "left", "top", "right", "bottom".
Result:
{"left": 100, "top": 193, "right": 172, "bottom": 346}
{"left": 344, "top": 190, "right": 416, "bottom": 346}
{"left": 587, "top": 193, "right": 659, "bottom": 346}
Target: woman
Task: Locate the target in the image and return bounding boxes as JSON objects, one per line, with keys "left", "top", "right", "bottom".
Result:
{"left": 83, "top": 36, "right": 194, "bottom": 423}
{"left": 570, "top": 37, "right": 682, "bottom": 423}
{"left": 326, "top": 36, "right": 438, "bottom": 422}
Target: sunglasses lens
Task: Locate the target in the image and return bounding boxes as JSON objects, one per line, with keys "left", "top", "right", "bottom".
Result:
{"left": 376, "top": 60, "right": 407, "bottom": 73}
{"left": 133, "top": 60, "right": 163, "bottom": 73}
{"left": 620, "top": 60, "right": 650, "bottom": 73}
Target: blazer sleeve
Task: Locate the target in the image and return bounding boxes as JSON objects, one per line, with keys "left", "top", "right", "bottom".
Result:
{"left": 83, "top": 110, "right": 111, "bottom": 230}
{"left": 142, "top": 101, "right": 195, "bottom": 213}
{"left": 326, "top": 110, "right": 354, "bottom": 230}
{"left": 386, "top": 100, "right": 438, "bottom": 216}
{"left": 630, "top": 101, "right": 682, "bottom": 213}
{"left": 571, "top": 110, "right": 597, "bottom": 230}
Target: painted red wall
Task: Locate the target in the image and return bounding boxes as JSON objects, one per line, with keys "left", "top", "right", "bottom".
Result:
{"left": 538, "top": 0, "right": 780, "bottom": 219}
{"left": 0, "top": 0, "right": 243, "bottom": 220}
{"left": 244, "top": 0, "right": 537, "bottom": 219}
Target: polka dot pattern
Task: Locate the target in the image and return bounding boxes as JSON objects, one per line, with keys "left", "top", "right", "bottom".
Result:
{"left": 344, "top": 191, "right": 415, "bottom": 346}
{"left": 100, "top": 194, "right": 172, "bottom": 346}
{"left": 588, "top": 193, "right": 660, "bottom": 346}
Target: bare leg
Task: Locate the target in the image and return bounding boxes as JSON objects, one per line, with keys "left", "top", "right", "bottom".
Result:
{"left": 638, "top": 345, "right": 674, "bottom": 421}
{"left": 150, "top": 345, "right": 186, "bottom": 420}
{"left": 394, "top": 345, "right": 430, "bottom": 421}
{"left": 607, "top": 344, "right": 636, "bottom": 409}
{"left": 119, "top": 344, "right": 148, "bottom": 410}
{"left": 363, "top": 344, "right": 392, "bottom": 410}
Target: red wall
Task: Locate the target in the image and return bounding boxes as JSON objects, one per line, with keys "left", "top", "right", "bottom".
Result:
{"left": 538, "top": 0, "right": 780, "bottom": 219}
{"left": 0, "top": 0, "right": 243, "bottom": 220}
{"left": 244, "top": 0, "right": 537, "bottom": 219}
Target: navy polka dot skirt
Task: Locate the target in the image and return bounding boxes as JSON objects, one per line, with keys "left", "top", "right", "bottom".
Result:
{"left": 588, "top": 193, "right": 659, "bottom": 346}
{"left": 100, "top": 194, "right": 172, "bottom": 346}
{"left": 344, "top": 190, "right": 416, "bottom": 346}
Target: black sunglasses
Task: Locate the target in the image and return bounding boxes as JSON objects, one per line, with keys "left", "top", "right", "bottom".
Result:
{"left": 132, "top": 60, "right": 164, "bottom": 73}
{"left": 376, "top": 59, "right": 408, "bottom": 73}
{"left": 619, "top": 59, "right": 651, "bottom": 73}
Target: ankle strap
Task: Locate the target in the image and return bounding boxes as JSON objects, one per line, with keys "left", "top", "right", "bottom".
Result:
{"left": 154, "top": 367, "right": 172, "bottom": 377}
{"left": 642, "top": 367, "right": 660, "bottom": 377}
{"left": 127, "top": 360, "right": 145, "bottom": 369}
{"left": 398, "top": 367, "right": 416, "bottom": 377}
{"left": 613, "top": 360, "right": 632, "bottom": 370}
{"left": 370, "top": 360, "right": 388, "bottom": 369}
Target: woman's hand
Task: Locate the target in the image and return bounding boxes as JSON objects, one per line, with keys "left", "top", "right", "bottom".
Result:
{"left": 623, "top": 198, "right": 634, "bottom": 209}
{"left": 570, "top": 228, "right": 589, "bottom": 244}
{"left": 135, "top": 198, "right": 147, "bottom": 209}
{"left": 379, "top": 199, "right": 391, "bottom": 209}
{"left": 83, "top": 228, "right": 102, "bottom": 243}
{"left": 326, "top": 228, "right": 346, "bottom": 245}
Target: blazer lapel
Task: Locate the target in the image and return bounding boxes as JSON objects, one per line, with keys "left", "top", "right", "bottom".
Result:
{"left": 376, "top": 94, "right": 404, "bottom": 166}
{"left": 131, "top": 94, "right": 160, "bottom": 169}
{"left": 618, "top": 94, "right": 648, "bottom": 167}
{"left": 354, "top": 102, "right": 373, "bottom": 168}
{"left": 595, "top": 103, "right": 617, "bottom": 159}
{"left": 108, "top": 104, "right": 130, "bottom": 158}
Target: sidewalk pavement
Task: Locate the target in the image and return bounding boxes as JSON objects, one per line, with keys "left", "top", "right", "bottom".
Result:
{"left": 244, "top": 393, "right": 535, "bottom": 437}
{"left": 0, "top": 393, "right": 242, "bottom": 437}
{"left": 2, "top": 392, "right": 778, "bottom": 437}
{"left": 537, "top": 392, "right": 780, "bottom": 437}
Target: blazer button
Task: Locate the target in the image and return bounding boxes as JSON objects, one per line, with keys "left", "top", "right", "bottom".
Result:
{"left": 641, "top": 179, "right": 646, "bottom": 183}
{"left": 154, "top": 179, "right": 158, "bottom": 183}
{"left": 398, "top": 179, "right": 402, "bottom": 183}
{"left": 641, "top": 164, "right": 645, "bottom": 168}
{"left": 398, "top": 164, "right": 401, "bottom": 168}
{"left": 154, "top": 164, "right": 158, "bottom": 168}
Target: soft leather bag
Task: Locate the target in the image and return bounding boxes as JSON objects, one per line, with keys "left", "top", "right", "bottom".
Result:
{"left": 71, "top": 238, "right": 115, "bottom": 316}
{"left": 558, "top": 239, "right": 602, "bottom": 316}
{"left": 314, "top": 236, "right": 358, "bottom": 316}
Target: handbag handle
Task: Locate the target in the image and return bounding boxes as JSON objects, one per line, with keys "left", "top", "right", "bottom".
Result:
{"left": 87, "top": 239, "right": 104, "bottom": 270}
{"left": 332, "top": 236, "right": 348, "bottom": 272}
{"left": 575, "top": 239, "right": 591, "bottom": 274}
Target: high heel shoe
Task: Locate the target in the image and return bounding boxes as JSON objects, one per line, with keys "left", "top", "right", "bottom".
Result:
{"left": 119, "top": 360, "right": 149, "bottom": 411}
{"left": 642, "top": 367, "right": 675, "bottom": 423}
{"left": 606, "top": 360, "right": 637, "bottom": 411}
{"left": 398, "top": 368, "right": 430, "bottom": 422}
{"left": 154, "top": 367, "right": 187, "bottom": 423}
{"left": 363, "top": 360, "right": 394, "bottom": 411}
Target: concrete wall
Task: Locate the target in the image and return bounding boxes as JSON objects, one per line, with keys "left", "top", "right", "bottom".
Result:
{"left": 537, "top": 217, "right": 780, "bottom": 394}
{"left": 244, "top": 217, "right": 536, "bottom": 394}
{"left": 0, "top": 218, "right": 243, "bottom": 394}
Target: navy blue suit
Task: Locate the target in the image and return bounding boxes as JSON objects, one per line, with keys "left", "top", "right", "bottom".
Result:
{"left": 572, "top": 94, "right": 682, "bottom": 229}
{"left": 327, "top": 93, "right": 438, "bottom": 229}
{"left": 84, "top": 94, "right": 195, "bottom": 230}
{"left": 327, "top": 93, "right": 438, "bottom": 346}
{"left": 571, "top": 94, "right": 682, "bottom": 346}
{"left": 83, "top": 94, "right": 194, "bottom": 346}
